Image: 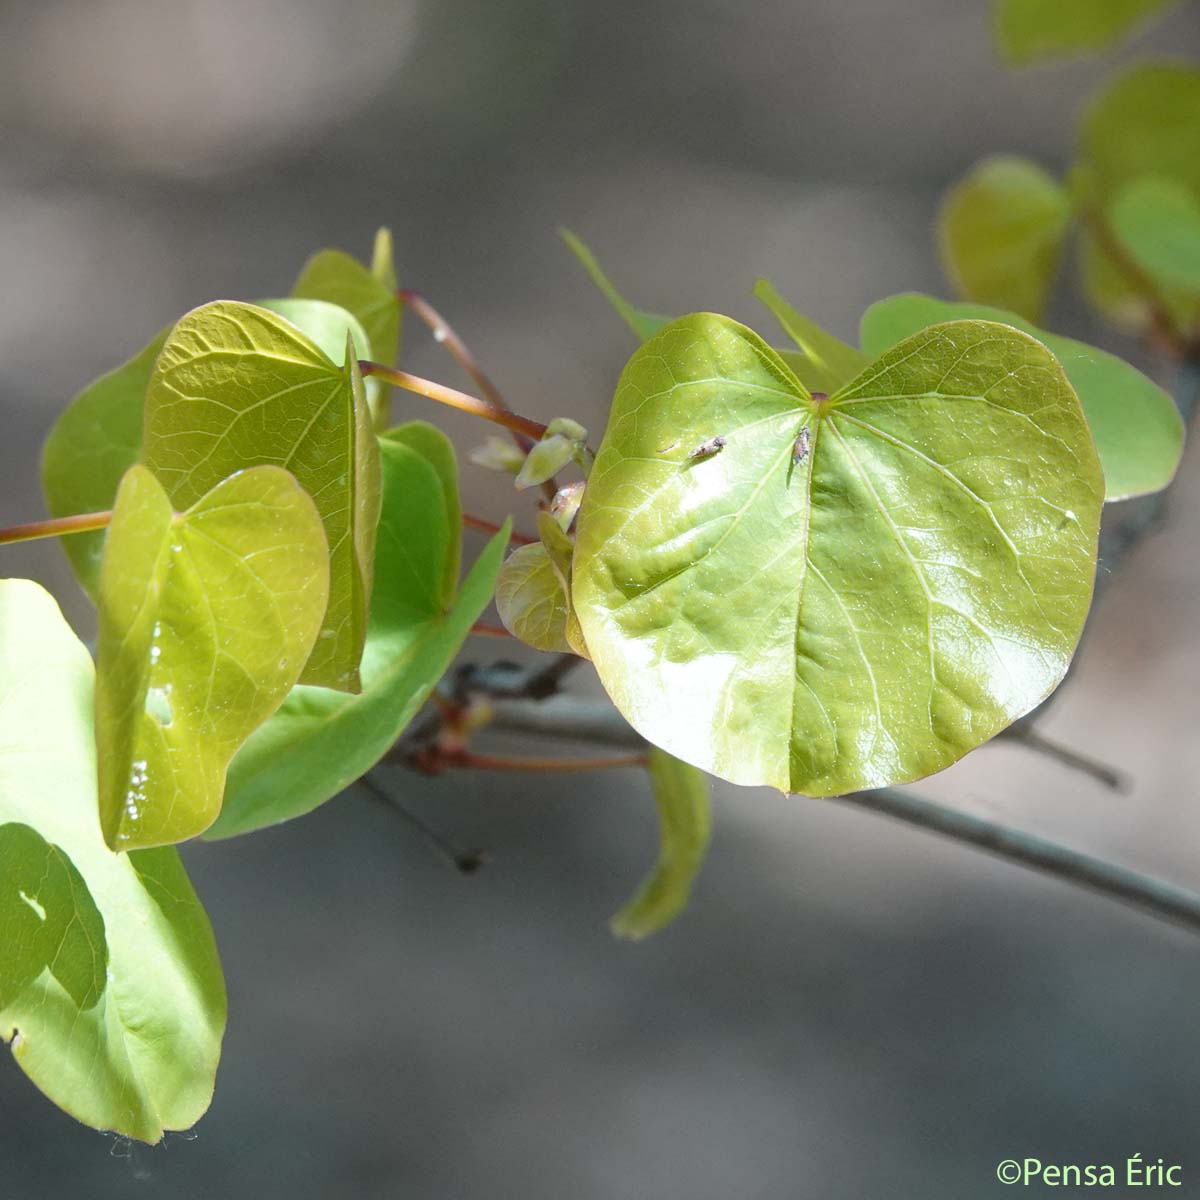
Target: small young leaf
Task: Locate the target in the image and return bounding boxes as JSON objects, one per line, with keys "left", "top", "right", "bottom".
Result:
{"left": 495, "top": 543, "right": 573, "bottom": 653}
{"left": 995, "top": 0, "right": 1181, "bottom": 64}
{"left": 560, "top": 228, "right": 671, "bottom": 341}
{"left": 0, "top": 579, "right": 225, "bottom": 1142}
{"left": 258, "top": 297, "right": 371, "bottom": 365}
{"left": 938, "top": 157, "right": 1070, "bottom": 323}
{"left": 470, "top": 435, "right": 527, "bottom": 475}
{"left": 611, "top": 749, "right": 712, "bottom": 940}
{"left": 209, "top": 429, "right": 509, "bottom": 839}
{"left": 537, "top": 510, "right": 590, "bottom": 659}
{"left": 142, "top": 301, "right": 382, "bottom": 692}
{"left": 95, "top": 464, "right": 330, "bottom": 850}
{"left": 754, "top": 279, "right": 869, "bottom": 392}
{"left": 41, "top": 329, "right": 169, "bottom": 598}
{"left": 1109, "top": 177, "right": 1200, "bottom": 294}
{"left": 573, "top": 314, "right": 1103, "bottom": 796}
{"left": 860, "top": 292, "right": 1185, "bottom": 502}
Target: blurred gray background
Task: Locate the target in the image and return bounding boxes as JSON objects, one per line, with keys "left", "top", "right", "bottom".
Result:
{"left": 3, "top": 0, "right": 1200, "bottom": 1196}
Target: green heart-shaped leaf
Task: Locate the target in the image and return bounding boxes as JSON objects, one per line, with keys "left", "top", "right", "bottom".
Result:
{"left": 208, "top": 426, "right": 508, "bottom": 840}
{"left": 142, "top": 301, "right": 381, "bottom": 692}
{"left": 610, "top": 749, "right": 712, "bottom": 940}
{"left": 938, "top": 156, "right": 1071, "bottom": 322}
{"left": 41, "top": 328, "right": 169, "bottom": 599}
{"left": 859, "top": 293, "right": 1184, "bottom": 501}
{"left": 43, "top": 297, "right": 382, "bottom": 607}
{"left": 0, "top": 579, "right": 225, "bottom": 1142}
{"left": 496, "top": 542, "right": 573, "bottom": 653}
{"left": 96, "top": 464, "right": 330, "bottom": 850}
{"left": 995, "top": 0, "right": 1181, "bottom": 64}
{"left": 292, "top": 229, "right": 400, "bottom": 366}
{"left": 573, "top": 314, "right": 1103, "bottom": 795}
{"left": 1109, "top": 176, "right": 1200, "bottom": 294}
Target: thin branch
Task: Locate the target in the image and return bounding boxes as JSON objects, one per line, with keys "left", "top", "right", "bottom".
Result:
{"left": 359, "top": 361, "right": 549, "bottom": 442}
{"left": 400, "top": 288, "right": 559, "bottom": 500}
{"left": 433, "top": 748, "right": 648, "bottom": 774}
{"left": 358, "top": 771, "right": 487, "bottom": 874}
{"left": 469, "top": 621, "right": 514, "bottom": 640}
{"left": 462, "top": 513, "right": 536, "bottom": 545}
{"left": 996, "top": 726, "right": 1125, "bottom": 791}
{"left": 835, "top": 788, "right": 1200, "bottom": 936}
{"left": 0, "top": 509, "right": 113, "bottom": 547}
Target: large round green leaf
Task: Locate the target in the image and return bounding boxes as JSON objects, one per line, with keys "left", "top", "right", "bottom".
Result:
{"left": 0, "top": 580, "right": 225, "bottom": 1141}
{"left": 208, "top": 426, "right": 509, "bottom": 839}
{"left": 859, "top": 293, "right": 1184, "bottom": 502}
{"left": 96, "top": 464, "right": 330, "bottom": 850}
{"left": 573, "top": 314, "right": 1103, "bottom": 796}
{"left": 142, "top": 301, "right": 381, "bottom": 692}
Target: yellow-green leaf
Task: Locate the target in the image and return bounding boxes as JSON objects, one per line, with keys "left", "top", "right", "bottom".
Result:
{"left": 560, "top": 228, "right": 670, "bottom": 341}
{"left": 142, "top": 301, "right": 381, "bottom": 692}
{"left": 754, "top": 279, "right": 870, "bottom": 394}
{"left": 1109, "top": 176, "right": 1200, "bottom": 294}
{"left": 96, "top": 464, "right": 330, "bottom": 849}
{"left": 495, "top": 543, "right": 573, "bottom": 653}
{"left": 573, "top": 314, "right": 1103, "bottom": 795}
{"left": 610, "top": 749, "right": 711, "bottom": 940}
{"left": 995, "top": 0, "right": 1182, "bottom": 64}
{"left": 41, "top": 329, "right": 169, "bottom": 598}
{"left": 209, "top": 428, "right": 508, "bottom": 839}
{"left": 292, "top": 228, "right": 400, "bottom": 383}
{"left": 859, "top": 292, "right": 1184, "bottom": 501}
{"left": 938, "top": 157, "right": 1071, "bottom": 323}
{"left": 0, "top": 579, "right": 225, "bottom": 1142}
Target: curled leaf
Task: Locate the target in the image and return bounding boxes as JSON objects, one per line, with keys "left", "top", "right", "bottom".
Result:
{"left": 611, "top": 749, "right": 712, "bottom": 940}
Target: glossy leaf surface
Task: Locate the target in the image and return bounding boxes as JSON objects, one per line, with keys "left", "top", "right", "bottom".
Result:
{"left": 573, "top": 314, "right": 1103, "bottom": 795}
{"left": 0, "top": 580, "right": 225, "bottom": 1141}
{"left": 938, "top": 157, "right": 1071, "bottom": 322}
{"left": 860, "top": 293, "right": 1184, "bottom": 501}
{"left": 610, "top": 749, "right": 712, "bottom": 940}
{"left": 995, "top": 0, "right": 1181, "bottom": 63}
{"left": 142, "top": 301, "right": 381, "bottom": 691}
{"left": 210, "top": 427, "right": 508, "bottom": 839}
{"left": 96, "top": 465, "right": 329, "bottom": 850}
{"left": 496, "top": 543, "right": 572, "bottom": 653}
{"left": 41, "top": 329, "right": 168, "bottom": 598}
